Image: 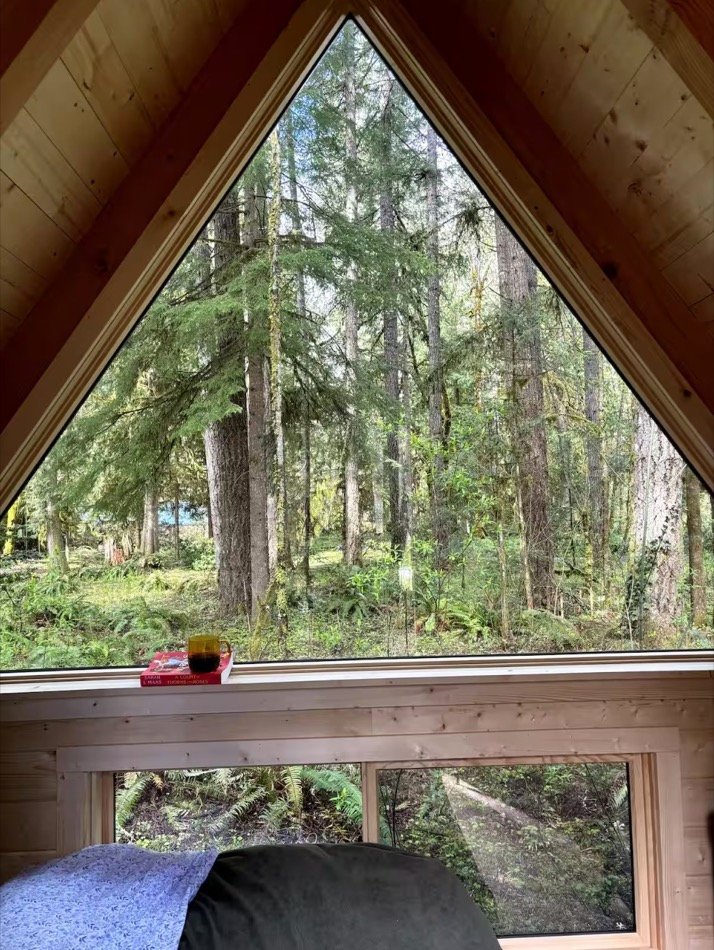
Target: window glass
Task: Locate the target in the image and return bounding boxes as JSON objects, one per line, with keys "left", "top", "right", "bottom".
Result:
{"left": 115, "top": 764, "right": 363, "bottom": 852}
{"left": 2, "top": 22, "right": 711, "bottom": 670}
{"left": 378, "top": 763, "right": 635, "bottom": 937}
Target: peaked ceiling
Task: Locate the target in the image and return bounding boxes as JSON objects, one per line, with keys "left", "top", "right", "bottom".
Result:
{"left": 0, "top": 0, "right": 712, "bottom": 508}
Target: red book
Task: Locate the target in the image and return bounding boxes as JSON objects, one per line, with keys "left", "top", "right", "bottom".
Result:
{"left": 140, "top": 650, "right": 234, "bottom": 687}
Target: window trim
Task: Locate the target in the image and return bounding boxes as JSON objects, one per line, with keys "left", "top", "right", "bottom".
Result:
{"left": 59, "top": 726, "right": 686, "bottom": 950}
{"left": 366, "top": 755, "right": 661, "bottom": 950}
{"left": 1, "top": 649, "right": 711, "bottom": 696}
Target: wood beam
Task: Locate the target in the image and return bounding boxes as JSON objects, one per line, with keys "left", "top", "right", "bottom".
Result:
{"left": 667, "top": 0, "right": 714, "bottom": 61}
{"left": 0, "top": 0, "right": 343, "bottom": 512}
{"left": 622, "top": 0, "right": 714, "bottom": 118}
{"left": 0, "top": 0, "right": 99, "bottom": 135}
{"left": 356, "top": 0, "right": 714, "bottom": 490}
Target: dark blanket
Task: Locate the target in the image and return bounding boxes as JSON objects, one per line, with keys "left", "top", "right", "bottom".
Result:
{"left": 179, "top": 843, "right": 499, "bottom": 949}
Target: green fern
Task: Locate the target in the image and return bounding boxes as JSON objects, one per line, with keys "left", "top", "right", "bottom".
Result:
{"left": 282, "top": 765, "right": 304, "bottom": 815}
{"left": 208, "top": 786, "right": 268, "bottom": 835}
{"left": 116, "top": 772, "right": 162, "bottom": 827}
{"left": 301, "top": 768, "right": 363, "bottom": 828}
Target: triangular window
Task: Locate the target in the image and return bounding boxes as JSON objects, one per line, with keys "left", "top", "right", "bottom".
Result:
{"left": 1, "top": 23, "right": 711, "bottom": 670}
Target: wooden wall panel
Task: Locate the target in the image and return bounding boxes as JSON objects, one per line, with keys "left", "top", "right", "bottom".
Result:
{"left": 0, "top": 665, "right": 711, "bottom": 950}
{"left": 0, "top": 802, "right": 57, "bottom": 852}
{"left": 680, "top": 723, "right": 714, "bottom": 947}
{"left": 0, "top": 750, "right": 57, "bottom": 801}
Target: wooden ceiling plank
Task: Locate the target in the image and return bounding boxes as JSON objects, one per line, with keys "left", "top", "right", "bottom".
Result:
{"left": 497, "top": 1, "right": 553, "bottom": 86}
{"left": 621, "top": 0, "right": 714, "bottom": 117}
{"left": 691, "top": 292, "right": 714, "bottom": 324}
{"left": 555, "top": 2, "right": 653, "bottom": 158}
{"left": 146, "top": 0, "right": 223, "bottom": 93}
{"left": 0, "top": 278, "right": 35, "bottom": 320}
{"left": 638, "top": 158, "right": 714, "bottom": 251}
{"left": 667, "top": 0, "right": 714, "bottom": 60}
{"left": 522, "top": 0, "right": 614, "bottom": 128}
{"left": 0, "top": 109, "right": 102, "bottom": 242}
{"left": 0, "top": 172, "right": 74, "bottom": 281}
{"left": 0, "top": 310, "right": 22, "bottom": 348}
{"left": 212, "top": 0, "right": 251, "bottom": 33}
{"left": 652, "top": 203, "right": 713, "bottom": 270}
{"left": 578, "top": 48, "right": 690, "bottom": 204}
{"left": 356, "top": 0, "right": 713, "bottom": 486}
{"left": 662, "top": 231, "right": 714, "bottom": 305}
{"left": 0, "top": 247, "right": 48, "bottom": 305}
{"left": 26, "top": 61, "right": 129, "bottom": 206}
{"left": 97, "top": 0, "right": 184, "bottom": 128}
{"left": 610, "top": 96, "right": 713, "bottom": 234}
{"left": 61, "top": 10, "right": 156, "bottom": 166}
{"left": 0, "top": 0, "right": 339, "bottom": 511}
{"left": 0, "top": 0, "right": 99, "bottom": 136}
{"left": 461, "top": 0, "right": 509, "bottom": 47}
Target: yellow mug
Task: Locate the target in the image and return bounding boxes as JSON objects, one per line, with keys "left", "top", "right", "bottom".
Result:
{"left": 187, "top": 634, "right": 231, "bottom": 674}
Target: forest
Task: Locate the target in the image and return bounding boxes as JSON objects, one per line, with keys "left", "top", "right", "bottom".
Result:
{"left": 1, "top": 23, "right": 712, "bottom": 671}
{"left": 116, "top": 760, "right": 632, "bottom": 939}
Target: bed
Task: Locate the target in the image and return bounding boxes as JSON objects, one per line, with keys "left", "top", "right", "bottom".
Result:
{"left": 0, "top": 842, "right": 500, "bottom": 949}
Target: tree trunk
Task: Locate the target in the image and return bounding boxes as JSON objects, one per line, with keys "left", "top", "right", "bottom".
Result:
{"left": 495, "top": 218, "right": 554, "bottom": 610}
{"left": 244, "top": 177, "right": 271, "bottom": 615}
{"left": 425, "top": 124, "right": 448, "bottom": 568}
{"left": 583, "top": 329, "right": 607, "bottom": 586}
{"left": 380, "top": 73, "right": 403, "bottom": 555}
{"left": 685, "top": 468, "right": 706, "bottom": 627}
{"left": 204, "top": 193, "right": 252, "bottom": 614}
{"left": 343, "top": 25, "right": 362, "bottom": 567}
{"left": 2, "top": 499, "right": 20, "bottom": 556}
{"left": 46, "top": 469, "right": 68, "bottom": 574}
{"left": 204, "top": 412, "right": 251, "bottom": 613}
{"left": 268, "top": 129, "right": 288, "bottom": 637}
{"left": 628, "top": 404, "right": 685, "bottom": 639}
{"left": 303, "top": 398, "right": 312, "bottom": 593}
{"left": 372, "top": 428, "right": 385, "bottom": 535}
{"left": 173, "top": 488, "right": 180, "bottom": 562}
{"left": 141, "top": 484, "right": 159, "bottom": 556}
{"left": 399, "top": 325, "right": 414, "bottom": 550}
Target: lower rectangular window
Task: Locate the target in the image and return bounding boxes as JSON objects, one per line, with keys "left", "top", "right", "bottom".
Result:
{"left": 115, "top": 764, "right": 363, "bottom": 852}
{"left": 377, "top": 762, "right": 635, "bottom": 938}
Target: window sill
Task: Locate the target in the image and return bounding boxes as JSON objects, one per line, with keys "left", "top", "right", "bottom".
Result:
{"left": 1, "top": 649, "right": 712, "bottom": 698}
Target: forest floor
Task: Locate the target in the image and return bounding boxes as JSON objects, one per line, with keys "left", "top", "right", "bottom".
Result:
{"left": 1, "top": 532, "right": 710, "bottom": 670}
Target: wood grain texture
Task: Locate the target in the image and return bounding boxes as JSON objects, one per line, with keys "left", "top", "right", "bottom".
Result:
{"left": 0, "top": 0, "right": 99, "bottom": 135}
{"left": 2, "top": 699, "right": 711, "bottom": 753}
{"left": 0, "top": 850, "right": 56, "bottom": 884}
{"left": 0, "top": 801, "right": 57, "bottom": 852}
{"left": 686, "top": 874, "right": 714, "bottom": 926}
{"left": 667, "top": 0, "right": 714, "bottom": 61}
{"left": 0, "top": 661, "right": 709, "bottom": 943}
{"left": 0, "top": 0, "right": 336, "bottom": 513}
{"left": 688, "top": 924, "right": 714, "bottom": 949}
{"left": 356, "top": 0, "right": 714, "bottom": 491}
{"left": 622, "top": 0, "right": 714, "bottom": 118}
{"left": 682, "top": 777, "right": 714, "bottom": 827}
{"left": 25, "top": 60, "right": 128, "bottom": 205}
{"left": 0, "top": 109, "right": 102, "bottom": 240}
{"left": 0, "top": 750, "right": 57, "bottom": 801}
{"left": 55, "top": 727, "right": 681, "bottom": 772}
{"left": 61, "top": 10, "right": 155, "bottom": 165}
{"left": 680, "top": 729, "right": 714, "bottom": 778}
{"left": 0, "top": 172, "right": 74, "bottom": 280}
{"left": 96, "top": 0, "right": 184, "bottom": 127}
{"left": 56, "top": 770, "right": 92, "bottom": 855}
